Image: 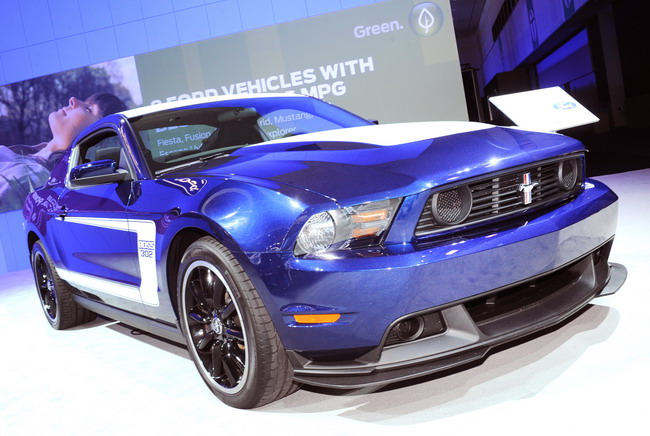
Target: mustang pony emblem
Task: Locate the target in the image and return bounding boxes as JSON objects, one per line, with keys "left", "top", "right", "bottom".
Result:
{"left": 518, "top": 172, "right": 539, "bottom": 205}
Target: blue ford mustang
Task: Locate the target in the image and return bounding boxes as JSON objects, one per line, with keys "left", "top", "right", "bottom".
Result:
{"left": 24, "top": 94, "right": 624, "bottom": 408}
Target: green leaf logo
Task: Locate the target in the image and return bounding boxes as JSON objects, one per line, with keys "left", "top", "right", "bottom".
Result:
{"left": 410, "top": 3, "right": 444, "bottom": 37}
{"left": 418, "top": 6, "right": 435, "bottom": 34}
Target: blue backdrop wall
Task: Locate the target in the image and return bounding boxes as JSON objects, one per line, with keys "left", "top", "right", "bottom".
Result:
{"left": 0, "top": 0, "right": 385, "bottom": 87}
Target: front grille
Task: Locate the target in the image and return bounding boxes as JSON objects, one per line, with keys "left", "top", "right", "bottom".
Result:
{"left": 415, "top": 156, "right": 583, "bottom": 237}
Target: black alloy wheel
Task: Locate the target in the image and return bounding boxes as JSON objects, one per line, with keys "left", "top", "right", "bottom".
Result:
{"left": 183, "top": 261, "right": 248, "bottom": 391}
{"left": 31, "top": 240, "right": 96, "bottom": 330}
{"left": 34, "top": 249, "right": 57, "bottom": 321}
{"left": 178, "top": 237, "right": 297, "bottom": 408}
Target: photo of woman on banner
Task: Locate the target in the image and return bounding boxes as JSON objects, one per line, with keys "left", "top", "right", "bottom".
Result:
{"left": 0, "top": 93, "right": 127, "bottom": 212}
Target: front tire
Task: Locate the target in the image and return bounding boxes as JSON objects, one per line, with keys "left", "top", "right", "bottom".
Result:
{"left": 178, "top": 237, "right": 297, "bottom": 408}
{"left": 31, "top": 240, "right": 96, "bottom": 329}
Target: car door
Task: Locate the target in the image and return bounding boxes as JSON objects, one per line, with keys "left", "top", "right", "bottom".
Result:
{"left": 49, "top": 127, "right": 149, "bottom": 314}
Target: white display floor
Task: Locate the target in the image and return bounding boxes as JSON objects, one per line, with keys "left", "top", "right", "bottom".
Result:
{"left": 1, "top": 170, "right": 648, "bottom": 435}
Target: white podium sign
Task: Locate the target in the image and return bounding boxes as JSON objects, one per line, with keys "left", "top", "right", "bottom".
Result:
{"left": 489, "top": 87, "right": 599, "bottom": 132}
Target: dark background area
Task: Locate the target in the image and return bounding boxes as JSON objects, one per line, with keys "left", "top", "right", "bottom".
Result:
{"left": 573, "top": 127, "right": 650, "bottom": 177}
{"left": 453, "top": 0, "right": 650, "bottom": 177}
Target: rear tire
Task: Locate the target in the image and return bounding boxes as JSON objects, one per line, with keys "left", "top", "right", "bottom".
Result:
{"left": 177, "top": 236, "right": 298, "bottom": 408}
{"left": 31, "top": 240, "right": 96, "bottom": 330}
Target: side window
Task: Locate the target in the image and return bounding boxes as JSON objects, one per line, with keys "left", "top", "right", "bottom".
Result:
{"left": 72, "top": 130, "right": 130, "bottom": 172}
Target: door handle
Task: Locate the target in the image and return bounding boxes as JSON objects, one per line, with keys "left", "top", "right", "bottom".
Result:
{"left": 54, "top": 205, "right": 68, "bottom": 219}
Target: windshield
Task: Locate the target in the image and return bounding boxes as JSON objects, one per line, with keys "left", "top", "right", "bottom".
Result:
{"left": 129, "top": 96, "right": 372, "bottom": 175}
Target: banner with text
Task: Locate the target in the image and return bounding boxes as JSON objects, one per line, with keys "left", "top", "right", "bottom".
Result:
{"left": 135, "top": 0, "right": 467, "bottom": 124}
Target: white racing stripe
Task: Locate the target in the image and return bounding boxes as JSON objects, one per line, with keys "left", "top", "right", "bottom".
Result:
{"left": 58, "top": 268, "right": 142, "bottom": 303}
{"left": 255, "top": 121, "right": 494, "bottom": 147}
{"left": 57, "top": 216, "right": 159, "bottom": 306}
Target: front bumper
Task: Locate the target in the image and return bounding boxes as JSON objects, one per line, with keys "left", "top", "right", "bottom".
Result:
{"left": 289, "top": 248, "right": 624, "bottom": 388}
{"left": 244, "top": 179, "right": 621, "bottom": 387}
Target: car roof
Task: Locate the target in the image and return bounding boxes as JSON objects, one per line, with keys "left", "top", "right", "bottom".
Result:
{"left": 121, "top": 93, "right": 305, "bottom": 119}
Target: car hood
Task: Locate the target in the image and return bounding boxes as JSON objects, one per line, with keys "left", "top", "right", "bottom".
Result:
{"left": 187, "top": 122, "right": 585, "bottom": 205}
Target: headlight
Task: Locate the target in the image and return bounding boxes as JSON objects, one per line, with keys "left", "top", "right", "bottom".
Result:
{"left": 295, "top": 212, "right": 336, "bottom": 254}
{"left": 295, "top": 198, "right": 401, "bottom": 256}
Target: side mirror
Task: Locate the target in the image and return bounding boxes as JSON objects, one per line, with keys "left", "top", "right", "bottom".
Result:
{"left": 70, "top": 159, "right": 130, "bottom": 187}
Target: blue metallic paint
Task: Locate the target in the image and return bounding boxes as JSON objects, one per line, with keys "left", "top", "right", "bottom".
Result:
{"left": 238, "top": 180, "right": 617, "bottom": 349}
{"left": 24, "top": 95, "right": 620, "bottom": 386}
{"left": 190, "top": 126, "right": 586, "bottom": 208}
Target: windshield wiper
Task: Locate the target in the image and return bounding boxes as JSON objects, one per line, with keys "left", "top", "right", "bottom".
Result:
{"left": 155, "top": 160, "right": 205, "bottom": 176}
{"left": 199, "top": 150, "right": 231, "bottom": 162}
{"left": 155, "top": 150, "right": 233, "bottom": 176}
